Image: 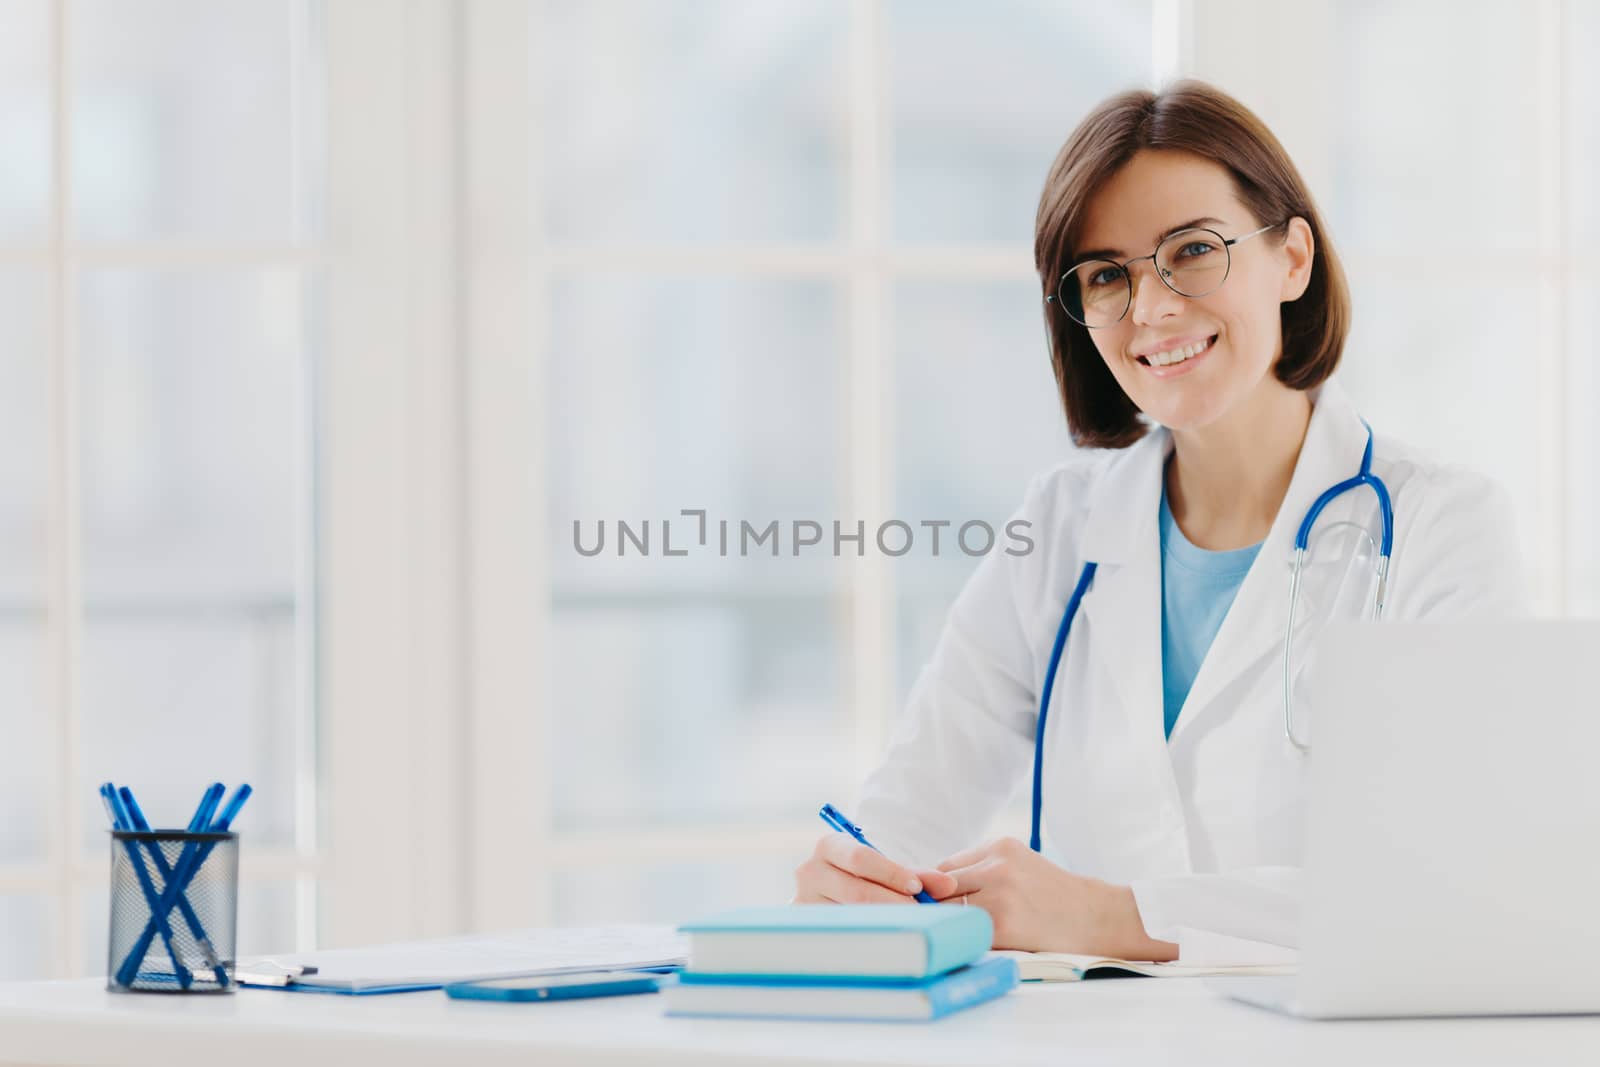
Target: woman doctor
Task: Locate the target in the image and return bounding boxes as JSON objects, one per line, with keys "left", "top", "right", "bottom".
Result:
{"left": 792, "top": 81, "right": 1524, "bottom": 962}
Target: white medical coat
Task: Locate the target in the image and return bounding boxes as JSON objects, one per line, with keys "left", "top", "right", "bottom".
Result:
{"left": 855, "top": 380, "right": 1526, "bottom": 963}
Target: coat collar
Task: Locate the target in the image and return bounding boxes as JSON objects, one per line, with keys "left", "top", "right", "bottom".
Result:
{"left": 1073, "top": 379, "right": 1374, "bottom": 748}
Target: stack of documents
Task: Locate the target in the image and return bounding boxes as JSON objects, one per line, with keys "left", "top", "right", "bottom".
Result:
{"left": 665, "top": 905, "right": 1016, "bottom": 1022}
{"left": 239, "top": 925, "right": 688, "bottom": 995}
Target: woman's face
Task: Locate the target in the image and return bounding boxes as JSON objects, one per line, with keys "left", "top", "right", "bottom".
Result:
{"left": 1072, "top": 149, "right": 1312, "bottom": 433}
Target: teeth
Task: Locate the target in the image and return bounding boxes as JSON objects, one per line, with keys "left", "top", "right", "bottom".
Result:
{"left": 1149, "top": 336, "right": 1211, "bottom": 367}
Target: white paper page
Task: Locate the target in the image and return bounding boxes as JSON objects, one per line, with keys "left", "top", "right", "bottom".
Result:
{"left": 250, "top": 925, "right": 688, "bottom": 990}
{"left": 990, "top": 950, "right": 1296, "bottom": 982}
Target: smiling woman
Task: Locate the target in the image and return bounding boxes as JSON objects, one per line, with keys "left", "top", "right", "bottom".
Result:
{"left": 1035, "top": 83, "right": 1349, "bottom": 453}
{"left": 793, "top": 79, "right": 1526, "bottom": 963}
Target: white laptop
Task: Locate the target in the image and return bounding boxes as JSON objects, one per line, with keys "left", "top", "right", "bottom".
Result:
{"left": 1223, "top": 621, "right": 1600, "bottom": 1018}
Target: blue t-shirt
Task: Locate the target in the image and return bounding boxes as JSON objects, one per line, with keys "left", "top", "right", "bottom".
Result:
{"left": 1159, "top": 485, "right": 1263, "bottom": 739}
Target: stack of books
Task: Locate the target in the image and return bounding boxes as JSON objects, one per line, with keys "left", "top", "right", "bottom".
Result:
{"left": 666, "top": 905, "right": 1017, "bottom": 1022}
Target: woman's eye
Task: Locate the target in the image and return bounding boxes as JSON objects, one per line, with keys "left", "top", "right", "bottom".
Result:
{"left": 1088, "top": 268, "right": 1121, "bottom": 287}
{"left": 1178, "top": 241, "right": 1218, "bottom": 259}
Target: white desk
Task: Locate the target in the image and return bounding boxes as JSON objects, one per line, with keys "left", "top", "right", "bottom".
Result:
{"left": 2, "top": 977, "right": 1597, "bottom": 1067}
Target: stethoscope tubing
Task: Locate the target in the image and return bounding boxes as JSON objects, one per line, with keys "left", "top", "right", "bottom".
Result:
{"left": 1028, "top": 426, "right": 1394, "bottom": 852}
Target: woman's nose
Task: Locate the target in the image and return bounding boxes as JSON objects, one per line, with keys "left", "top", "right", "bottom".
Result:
{"left": 1129, "top": 260, "right": 1184, "bottom": 325}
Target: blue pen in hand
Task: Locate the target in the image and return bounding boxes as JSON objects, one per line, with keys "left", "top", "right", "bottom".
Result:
{"left": 818, "top": 803, "right": 937, "bottom": 903}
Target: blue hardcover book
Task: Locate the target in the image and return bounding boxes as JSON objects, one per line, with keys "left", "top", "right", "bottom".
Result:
{"left": 678, "top": 904, "right": 992, "bottom": 980}
{"left": 664, "top": 957, "right": 1019, "bottom": 1022}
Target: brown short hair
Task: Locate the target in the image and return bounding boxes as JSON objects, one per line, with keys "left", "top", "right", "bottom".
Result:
{"left": 1034, "top": 80, "right": 1351, "bottom": 448}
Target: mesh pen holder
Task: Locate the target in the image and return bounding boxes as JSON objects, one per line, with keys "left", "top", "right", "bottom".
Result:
{"left": 107, "top": 829, "right": 238, "bottom": 993}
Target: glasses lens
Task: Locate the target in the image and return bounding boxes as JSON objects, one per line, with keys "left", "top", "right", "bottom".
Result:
{"left": 1155, "top": 228, "right": 1230, "bottom": 297}
{"left": 1061, "top": 260, "right": 1128, "bottom": 328}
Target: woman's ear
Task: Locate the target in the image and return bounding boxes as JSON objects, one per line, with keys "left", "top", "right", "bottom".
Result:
{"left": 1278, "top": 216, "right": 1314, "bottom": 303}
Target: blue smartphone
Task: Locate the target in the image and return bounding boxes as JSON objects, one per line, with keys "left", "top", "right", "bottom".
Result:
{"left": 443, "top": 970, "right": 671, "bottom": 1003}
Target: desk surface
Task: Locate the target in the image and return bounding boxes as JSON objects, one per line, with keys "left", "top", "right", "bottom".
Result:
{"left": 3, "top": 977, "right": 1599, "bottom": 1067}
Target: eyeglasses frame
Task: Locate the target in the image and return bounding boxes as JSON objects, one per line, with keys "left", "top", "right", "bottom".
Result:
{"left": 1044, "top": 221, "right": 1284, "bottom": 328}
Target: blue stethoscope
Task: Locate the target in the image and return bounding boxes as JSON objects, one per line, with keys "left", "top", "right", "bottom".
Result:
{"left": 1027, "top": 424, "right": 1395, "bottom": 852}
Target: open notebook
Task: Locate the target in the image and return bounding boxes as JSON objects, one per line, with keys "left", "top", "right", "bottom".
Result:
{"left": 991, "top": 950, "right": 1295, "bottom": 982}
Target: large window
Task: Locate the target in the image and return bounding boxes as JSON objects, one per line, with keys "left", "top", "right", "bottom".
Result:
{"left": 534, "top": 0, "right": 1157, "bottom": 923}
{"left": 1323, "top": 0, "right": 1575, "bottom": 609}
{"left": 4, "top": 0, "right": 1594, "bottom": 982}
{"left": 0, "top": 0, "right": 321, "bottom": 979}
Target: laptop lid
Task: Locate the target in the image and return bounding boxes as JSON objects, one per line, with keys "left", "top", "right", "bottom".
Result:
{"left": 1298, "top": 621, "right": 1600, "bottom": 1017}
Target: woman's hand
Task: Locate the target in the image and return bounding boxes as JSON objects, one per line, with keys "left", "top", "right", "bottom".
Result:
{"left": 934, "top": 836, "right": 1178, "bottom": 961}
{"left": 793, "top": 834, "right": 959, "bottom": 904}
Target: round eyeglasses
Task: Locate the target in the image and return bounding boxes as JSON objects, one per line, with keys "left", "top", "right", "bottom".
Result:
{"left": 1046, "top": 222, "right": 1281, "bottom": 329}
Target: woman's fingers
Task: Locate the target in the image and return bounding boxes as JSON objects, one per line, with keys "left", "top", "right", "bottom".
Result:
{"left": 935, "top": 843, "right": 991, "bottom": 873}
{"left": 818, "top": 834, "right": 925, "bottom": 896}
{"left": 938, "top": 857, "right": 1000, "bottom": 897}
{"left": 794, "top": 834, "right": 959, "bottom": 904}
{"left": 914, "top": 868, "right": 960, "bottom": 900}
{"left": 809, "top": 858, "right": 921, "bottom": 904}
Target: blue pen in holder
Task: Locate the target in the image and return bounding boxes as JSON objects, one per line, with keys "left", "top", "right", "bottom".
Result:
{"left": 106, "top": 828, "right": 239, "bottom": 993}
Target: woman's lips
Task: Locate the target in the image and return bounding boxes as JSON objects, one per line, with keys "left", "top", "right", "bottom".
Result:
{"left": 1138, "top": 334, "right": 1217, "bottom": 378}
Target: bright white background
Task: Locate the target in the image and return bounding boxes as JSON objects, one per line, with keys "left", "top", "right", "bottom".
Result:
{"left": 0, "top": 0, "right": 1593, "bottom": 979}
